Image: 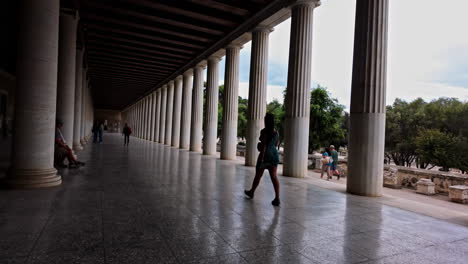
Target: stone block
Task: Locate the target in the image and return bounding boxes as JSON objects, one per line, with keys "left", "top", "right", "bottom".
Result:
{"left": 416, "top": 178, "right": 435, "bottom": 195}
{"left": 383, "top": 167, "right": 401, "bottom": 189}
{"left": 449, "top": 185, "right": 468, "bottom": 204}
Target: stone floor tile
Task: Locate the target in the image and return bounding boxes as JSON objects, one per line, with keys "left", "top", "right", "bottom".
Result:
{"left": 1, "top": 135, "right": 468, "bottom": 263}
{"left": 217, "top": 226, "right": 282, "bottom": 252}
{"left": 187, "top": 253, "right": 248, "bottom": 264}
{"left": 166, "top": 231, "right": 236, "bottom": 262}
{"left": 240, "top": 245, "right": 317, "bottom": 264}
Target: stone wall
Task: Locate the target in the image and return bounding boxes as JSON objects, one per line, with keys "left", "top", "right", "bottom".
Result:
{"left": 385, "top": 165, "right": 468, "bottom": 193}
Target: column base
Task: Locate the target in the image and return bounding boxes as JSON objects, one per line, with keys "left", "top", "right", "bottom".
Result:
{"left": 5, "top": 168, "right": 61, "bottom": 189}
{"left": 73, "top": 143, "right": 83, "bottom": 151}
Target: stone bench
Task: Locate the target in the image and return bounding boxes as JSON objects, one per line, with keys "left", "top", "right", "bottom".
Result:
{"left": 449, "top": 185, "right": 468, "bottom": 204}
{"left": 416, "top": 178, "right": 435, "bottom": 195}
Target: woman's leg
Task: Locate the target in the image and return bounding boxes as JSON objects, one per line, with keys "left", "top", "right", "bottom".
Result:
{"left": 247, "top": 167, "right": 265, "bottom": 194}
{"left": 267, "top": 166, "right": 280, "bottom": 200}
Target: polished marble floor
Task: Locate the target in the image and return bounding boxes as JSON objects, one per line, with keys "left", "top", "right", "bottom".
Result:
{"left": 1, "top": 134, "right": 468, "bottom": 264}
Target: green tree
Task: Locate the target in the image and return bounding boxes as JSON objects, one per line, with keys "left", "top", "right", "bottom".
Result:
{"left": 238, "top": 97, "right": 248, "bottom": 140}
{"left": 266, "top": 99, "right": 285, "bottom": 147}
{"left": 385, "top": 98, "right": 427, "bottom": 167}
{"left": 309, "top": 85, "right": 345, "bottom": 153}
{"left": 416, "top": 129, "right": 459, "bottom": 171}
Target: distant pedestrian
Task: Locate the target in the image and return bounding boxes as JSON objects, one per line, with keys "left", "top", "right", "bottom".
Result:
{"left": 123, "top": 123, "right": 132, "bottom": 146}
{"left": 98, "top": 122, "right": 104, "bottom": 143}
{"left": 321, "top": 152, "right": 332, "bottom": 180}
{"left": 92, "top": 121, "right": 99, "bottom": 143}
{"left": 244, "top": 113, "right": 281, "bottom": 206}
{"left": 329, "top": 145, "right": 340, "bottom": 180}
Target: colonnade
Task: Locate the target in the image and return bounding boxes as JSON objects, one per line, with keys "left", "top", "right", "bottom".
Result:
{"left": 8, "top": 0, "right": 389, "bottom": 197}
{"left": 6, "top": 0, "right": 94, "bottom": 188}
{"left": 123, "top": 0, "right": 389, "bottom": 197}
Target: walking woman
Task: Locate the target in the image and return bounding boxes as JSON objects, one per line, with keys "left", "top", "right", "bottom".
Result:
{"left": 244, "top": 113, "right": 281, "bottom": 206}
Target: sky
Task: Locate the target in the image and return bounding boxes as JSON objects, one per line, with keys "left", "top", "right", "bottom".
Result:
{"left": 213, "top": 0, "right": 468, "bottom": 109}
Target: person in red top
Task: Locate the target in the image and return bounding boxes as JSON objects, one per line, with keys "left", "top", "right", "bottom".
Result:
{"left": 54, "top": 120, "right": 85, "bottom": 168}
{"left": 122, "top": 123, "right": 132, "bottom": 146}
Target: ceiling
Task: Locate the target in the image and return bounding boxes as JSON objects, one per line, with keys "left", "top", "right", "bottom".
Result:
{"left": 63, "top": 0, "right": 290, "bottom": 110}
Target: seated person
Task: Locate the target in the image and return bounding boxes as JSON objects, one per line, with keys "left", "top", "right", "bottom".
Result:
{"left": 54, "top": 120, "right": 85, "bottom": 168}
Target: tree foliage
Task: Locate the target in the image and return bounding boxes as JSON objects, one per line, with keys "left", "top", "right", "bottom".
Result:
{"left": 309, "top": 85, "right": 346, "bottom": 153}
{"left": 386, "top": 97, "right": 468, "bottom": 172}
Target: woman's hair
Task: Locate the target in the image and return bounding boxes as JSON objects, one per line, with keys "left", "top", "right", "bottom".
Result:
{"left": 264, "top": 113, "right": 275, "bottom": 132}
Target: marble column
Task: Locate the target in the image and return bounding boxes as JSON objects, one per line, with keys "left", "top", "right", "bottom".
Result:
{"left": 221, "top": 45, "right": 241, "bottom": 160}
{"left": 137, "top": 101, "right": 142, "bottom": 138}
{"left": 144, "top": 96, "right": 149, "bottom": 140}
{"left": 80, "top": 68, "right": 87, "bottom": 145}
{"left": 155, "top": 90, "right": 161, "bottom": 142}
{"left": 347, "top": 0, "right": 388, "bottom": 197}
{"left": 150, "top": 91, "right": 156, "bottom": 142}
{"left": 172, "top": 76, "right": 183, "bottom": 148}
{"left": 147, "top": 95, "right": 153, "bottom": 140}
{"left": 180, "top": 70, "right": 193, "bottom": 149}
{"left": 73, "top": 47, "right": 84, "bottom": 151}
{"left": 159, "top": 85, "right": 167, "bottom": 143}
{"left": 165, "top": 81, "right": 174, "bottom": 145}
{"left": 283, "top": 0, "right": 320, "bottom": 178}
{"left": 190, "top": 64, "right": 204, "bottom": 152}
{"left": 203, "top": 56, "right": 220, "bottom": 155}
{"left": 146, "top": 95, "right": 151, "bottom": 140}
{"left": 7, "top": 0, "right": 62, "bottom": 188}
{"left": 246, "top": 28, "right": 271, "bottom": 166}
{"left": 56, "top": 9, "right": 78, "bottom": 146}
{"left": 139, "top": 100, "right": 144, "bottom": 138}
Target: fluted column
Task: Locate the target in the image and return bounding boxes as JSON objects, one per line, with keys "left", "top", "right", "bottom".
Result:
{"left": 155, "top": 90, "right": 161, "bottom": 142}
{"left": 246, "top": 28, "right": 271, "bottom": 166}
{"left": 145, "top": 96, "right": 150, "bottom": 140}
{"left": 56, "top": 9, "right": 78, "bottom": 146}
{"left": 150, "top": 91, "right": 156, "bottom": 141}
{"left": 137, "top": 100, "right": 142, "bottom": 138}
{"left": 347, "top": 0, "right": 388, "bottom": 197}
{"left": 283, "top": 0, "right": 320, "bottom": 178}
{"left": 190, "top": 64, "right": 205, "bottom": 152}
{"left": 80, "top": 68, "right": 87, "bottom": 145}
{"left": 146, "top": 95, "right": 151, "bottom": 140}
{"left": 72, "top": 47, "right": 84, "bottom": 151}
{"left": 7, "top": 0, "right": 62, "bottom": 188}
{"left": 165, "top": 81, "right": 174, "bottom": 145}
{"left": 172, "top": 76, "right": 183, "bottom": 148}
{"left": 203, "top": 56, "right": 220, "bottom": 155}
{"left": 221, "top": 46, "right": 241, "bottom": 160}
{"left": 159, "top": 85, "right": 167, "bottom": 143}
{"left": 180, "top": 70, "right": 193, "bottom": 149}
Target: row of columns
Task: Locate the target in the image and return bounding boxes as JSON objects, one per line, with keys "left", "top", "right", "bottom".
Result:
{"left": 123, "top": 0, "right": 389, "bottom": 197}
{"left": 7, "top": 0, "right": 94, "bottom": 188}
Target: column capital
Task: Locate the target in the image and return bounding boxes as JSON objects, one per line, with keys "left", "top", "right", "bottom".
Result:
{"left": 208, "top": 54, "right": 222, "bottom": 62}
{"left": 252, "top": 25, "right": 274, "bottom": 33}
{"left": 175, "top": 75, "right": 183, "bottom": 81}
{"left": 195, "top": 60, "right": 207, "bottom": 69}
{"left": 291, "top": 0, "right": 321, "bottom": 8}
{"left": 183, "top": 68, "right": 194, "bottom": 76}
{"left": 168, "top": 80, "right": 175, "bottom": 87}
{"left": 162, "top": 84, "right": 168, "bottom": 89}
{"left": 226, "top": 43, "right": 243, "bottom": 50}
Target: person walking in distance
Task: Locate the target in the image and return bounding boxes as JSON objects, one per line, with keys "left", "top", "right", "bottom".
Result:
{"left": 123, "top": 123, "right": 132, "bottom": 146}
{"left": 244, "top": 113, "right": 281, "bottom": 206}
{"left": 329, "top": 145, "right": 340, "bottom": 180}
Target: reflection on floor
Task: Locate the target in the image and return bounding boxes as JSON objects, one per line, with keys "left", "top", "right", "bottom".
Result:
{"left": 1, "top": 134, "right": 467, "bottom": 263}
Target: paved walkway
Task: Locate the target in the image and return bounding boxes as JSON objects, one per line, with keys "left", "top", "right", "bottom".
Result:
{"left": 1, "top": 134, "right": 468, "bottom": 263}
